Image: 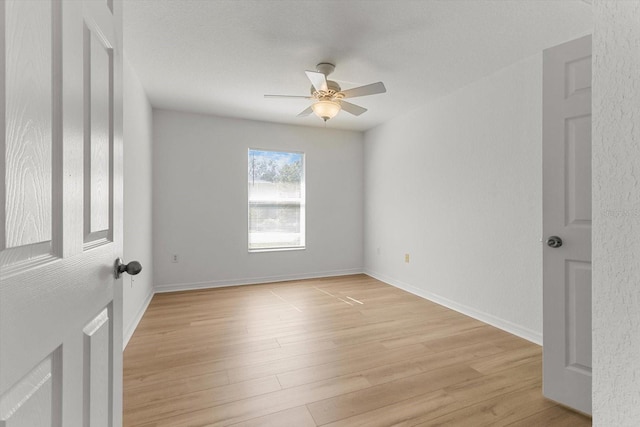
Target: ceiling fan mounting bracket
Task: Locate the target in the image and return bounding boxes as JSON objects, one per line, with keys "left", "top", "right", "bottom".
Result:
{"left": 316, "top": 62, "right": 335, "bottom": 76}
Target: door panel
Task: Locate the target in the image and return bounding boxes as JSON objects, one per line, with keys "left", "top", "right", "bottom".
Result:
{"left": 565, "top": 115, "right": 592, "bottom": 225}
{"left": 0, "top": 350, "right": 61, "bottom": 426}
{"left": 543, "top": 34, "right": 592, "bottom": 415}
{"left": 83, "top": 308, "right": 112, "bottom": 427}
{"left": 5, "top": 0, "right": 52, "bottom": 249}
{"left": 566, "top": 261, "right": 592, "bottom": 372}
{"left": 565, "top": 56, "right": 591, "bottom": 97}
{"left": 85, "top": 23, "right": 112, "bottom": 241}
{"left": 0, "top": 0, "right": 59, "bottom": 272}
{"left": 0, "top": 0, "right": 123, "bottom": 425}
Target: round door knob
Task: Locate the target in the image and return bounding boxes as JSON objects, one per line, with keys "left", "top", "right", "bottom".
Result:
{"left": 546, "top": 236, "right": 563, "bottom": 248}
{"left": 114, "top": 258, "right": 142, "bottom": 279}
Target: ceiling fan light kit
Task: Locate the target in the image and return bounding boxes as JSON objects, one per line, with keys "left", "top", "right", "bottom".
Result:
{"left": 265, "top": 62, "right": 387, "bottom": 123}
{"left": 311, "top": 100, "right": 341, "bottom": 122}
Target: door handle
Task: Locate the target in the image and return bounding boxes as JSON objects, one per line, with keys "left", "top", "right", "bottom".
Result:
{"left": 114, "top": 258, "right": 142, "bottom": 279}
{"left": 546, "top": 236, "right": 563, "bottom": 248}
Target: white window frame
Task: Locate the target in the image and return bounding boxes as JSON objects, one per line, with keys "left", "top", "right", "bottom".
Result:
{"left": 248, "top": 148, "right": 306, "bottom": 252}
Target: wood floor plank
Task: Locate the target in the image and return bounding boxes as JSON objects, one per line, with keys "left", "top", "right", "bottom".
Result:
{"left": 276, "top": 343, "right": 430, "bottom": 388}
{"left": 123, "top": 274, "right": 590, "bottom": 427}
{"left": 123, "top": 370, "right": 229, "bottom": 404}
{"left": 123, "top": 376, "right": 282, "bottom": 425}
{"left": 505, "top": 404, "right": 592, "bottom": 426}
{"left": 227, "top": 341, "right": 385, "bottom": 384}
{"left": 416, "top": 384, "right": 558, "bottom": 426}
{"left": 469, "top": 343, "right": 541, "bottom": 375}
{"left": 319, "top": 389, "right": 460, "bottom": 427}
{"left": 123, "top": 337, "right": 281, "bottom": 374}
{"left": 226, "top": 406, "right": 316, "bottom": 427}
{"left": 443, "top": 359, "right": 543, "bottom": 405}
{"left": 380, "top": 321, "right": 484, "bottom": 349}
{"left": 124, "top": 338, "right": 338, "bottom": 389}
{"left": 306, "top": 364, "right": 483, "bottom": 425}
{"left": 421, "top": 324, "right": 513, "bottom": 352}
{"left": 133, "top": 374, "right": 372, "bottom": 427}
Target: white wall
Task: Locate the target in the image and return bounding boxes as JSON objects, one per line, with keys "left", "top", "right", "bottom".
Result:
{"left": 364, "top": 54, "right": 543, "bottom": 343}
{"left": 152, "top": 110, "right": 364, "bottom": 290}
{"left": 123, "top": 57, "right": 154, "bottom": 347}
{"left": 593, "top": 1, "right": 640, "bottom": 424}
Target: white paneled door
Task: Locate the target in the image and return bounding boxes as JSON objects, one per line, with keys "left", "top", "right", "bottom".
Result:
{"left": 0, "top": 0, "right": 124, "bottom": 425}
{"left": 542, "top": 34, "right": 592, "bottom": 415}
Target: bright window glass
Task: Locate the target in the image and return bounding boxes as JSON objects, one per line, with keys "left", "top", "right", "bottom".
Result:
{"left": 248, "top": 149, "right": 305, "bottom": 251}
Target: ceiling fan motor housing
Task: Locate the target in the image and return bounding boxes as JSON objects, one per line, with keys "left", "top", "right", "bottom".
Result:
{"left": 310, "top": 80, "right": 342, "bottom": 97}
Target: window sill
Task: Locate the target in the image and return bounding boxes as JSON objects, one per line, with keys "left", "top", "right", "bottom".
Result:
{"left": 248, "top": 246, "right": 306, "bottom": 253}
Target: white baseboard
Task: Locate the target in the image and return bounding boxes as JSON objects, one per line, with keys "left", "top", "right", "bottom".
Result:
{"left": 154, "top": 268, "right": 364, "bottom": 293}
{"left": 364, "top": 269, "right": 542, "bottom": 345}
{"left": 123, "top": 290, "right": 154, "bottom": 350}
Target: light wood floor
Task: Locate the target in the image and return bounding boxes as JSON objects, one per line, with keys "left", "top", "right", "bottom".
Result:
{"left": 123, "top": 274, "right": 591, "bottom": 426}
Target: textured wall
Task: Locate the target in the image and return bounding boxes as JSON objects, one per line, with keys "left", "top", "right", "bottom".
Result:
{"left": 592, "top": 1, "right": 640, "bottom": 424}
{"left": 152, "top": 110, "right": 364, "bottom": 290}
{"left": 123, "top": 57, "right": 154, "bottom": 347}
{"left": 364, "top": 54, "right": 543, "bottom": 342}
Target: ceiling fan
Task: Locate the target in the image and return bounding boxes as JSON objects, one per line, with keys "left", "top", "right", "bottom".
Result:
{"left": 264, "top": 62, "right": 387, "bottom": 122}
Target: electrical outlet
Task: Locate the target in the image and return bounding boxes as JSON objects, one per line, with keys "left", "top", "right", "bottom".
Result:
{"left": 405, "top": 253, "right": 410, "bottom": 263}
{"left": 376, "top": 247, "right": 381, "bottom": 255}
{"left": 172, "top": 254, "right": 179, "bottom": 263}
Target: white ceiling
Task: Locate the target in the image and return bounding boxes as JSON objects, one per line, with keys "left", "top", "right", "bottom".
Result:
{"left": 123, "top": 0, "right": 592, "bottom": 132}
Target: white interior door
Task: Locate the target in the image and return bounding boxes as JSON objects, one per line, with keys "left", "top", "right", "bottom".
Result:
{"left": 542, "top": 34, "right": 592, "bottom": 415}
{"left": 0, "top": 0, "right": 123, "bottom": 425}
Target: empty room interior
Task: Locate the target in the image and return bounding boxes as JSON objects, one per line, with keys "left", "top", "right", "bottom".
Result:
{"left": 105, "top": 0, "right": 639, "bottom": 425}
{"left": 3, "top": 0, "right": 640, "bottom": 426}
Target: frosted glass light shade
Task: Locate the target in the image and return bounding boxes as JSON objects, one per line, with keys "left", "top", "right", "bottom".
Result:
{"left": 311, "top": 100, "right": 341, "bottom": 121}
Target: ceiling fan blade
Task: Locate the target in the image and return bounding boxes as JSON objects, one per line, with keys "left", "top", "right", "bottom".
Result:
{"left": 305, "top": 70, "right": 328, "bottom": 92}
{"left": 297, "top": 106, "right": 313, "bottom": 117}
{"left": 264, "top": 94, "right": 313, "bottom": 99}
{"left": 340, "top": 101, "right": 367, "bottom": 116}
{"left": 340, "top": 82, "right": 386, "bottom": 99}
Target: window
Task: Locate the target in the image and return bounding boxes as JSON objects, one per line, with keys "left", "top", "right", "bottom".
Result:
{"left": 248, "top": 149, "right": 305, "bottom": 251}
